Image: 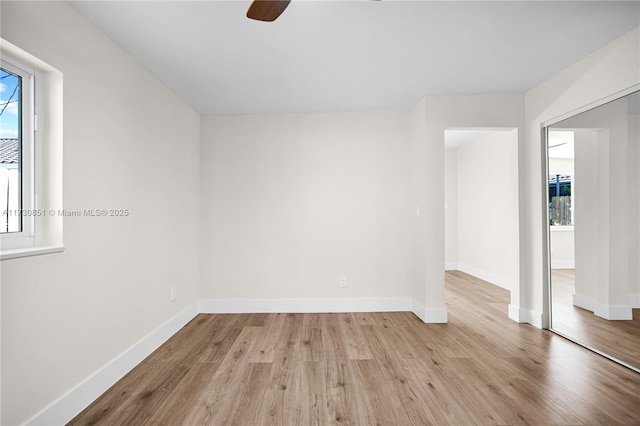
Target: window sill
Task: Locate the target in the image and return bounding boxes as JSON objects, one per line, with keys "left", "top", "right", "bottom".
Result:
{"left": 1, "top": 245, "right": 65, "bottom": 260}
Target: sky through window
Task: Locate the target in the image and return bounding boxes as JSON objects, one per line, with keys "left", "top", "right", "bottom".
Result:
{"left": 0, "top": 69, "right": 20, "bottom": 139}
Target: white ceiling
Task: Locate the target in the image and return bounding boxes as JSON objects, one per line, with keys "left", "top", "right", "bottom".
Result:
{"left": 70, "top": 1, "right": 640, "bottom": 115}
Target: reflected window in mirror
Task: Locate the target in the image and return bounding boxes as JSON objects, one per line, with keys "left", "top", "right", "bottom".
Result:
{"left": 548, "top": 174, "right": 573, "bottom": 226}
{"left": 548, "top": 130, "right": 574, "bottom": 227}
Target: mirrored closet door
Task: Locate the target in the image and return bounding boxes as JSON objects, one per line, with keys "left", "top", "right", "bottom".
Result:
{"left": 546, "top": 89, "right": 640, "bottom": 371}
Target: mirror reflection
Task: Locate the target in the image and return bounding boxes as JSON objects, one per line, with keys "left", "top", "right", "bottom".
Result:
{"left": 548, "top": 90, "right": 640, "bottom": 371}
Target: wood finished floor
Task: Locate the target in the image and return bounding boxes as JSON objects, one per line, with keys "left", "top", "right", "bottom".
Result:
{"left": 551, "top": 269, "right": 640, "bottom": 369}
{"left": 70, "top": 271, "right": 640, "bottom": 425}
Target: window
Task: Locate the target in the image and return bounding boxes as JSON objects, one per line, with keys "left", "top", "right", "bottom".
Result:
{"left": 0, "top": 39, "right": 64, "bottom": 259}
{"left": 548, "top": 129, "right": 574, "bottom": 228}
{"left": 1, "top": 56, "right": 34, "bottom": 248}
{"left": 548, "top": 173, "right": 573, "bottom": 226}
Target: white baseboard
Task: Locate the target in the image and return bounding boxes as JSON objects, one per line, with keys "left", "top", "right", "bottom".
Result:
{"left": 508, "top": 304, "right": 543, "bottom": 328}
{"left": 423, "top": 307, "right": 448, "bottom": 323}
{"left": 458, "top": 264, "right": 510, "bottom": 290}
{"left": 199, "top": 297, "right": 412, "bottom": 314}
{"left": 573, "top": 293, "right": 633, "bottom": 320}
{"left": 629, "top": 293, "right": 640, "bottom": 309}
{"left": 572, "top": 293, "right": 597, "bottom": 313}
{"left": 25, "top": 303, "right": 199, "bottom": 426}
{"left": 551, "top": 260, "right": 575, "bottom": 269}
{"left": 411, "top": 299, "right": 447, "bottom": 323}
{"left": 444, "top": 262, "right": 459, "bottom": 271}
{"left": 595, "top": 304, "right": 633, "bottom": 320}
{"left": 508, "top": 304, "right": 521, "bottom": 323}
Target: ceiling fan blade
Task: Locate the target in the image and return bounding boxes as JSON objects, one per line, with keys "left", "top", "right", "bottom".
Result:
{"left": 246, "top": 0, "right": 291, "bottom": 22}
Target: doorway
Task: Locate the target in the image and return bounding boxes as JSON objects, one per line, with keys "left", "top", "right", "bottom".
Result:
{"left": 444, "top": 128, "right": 519, "bottom": 301}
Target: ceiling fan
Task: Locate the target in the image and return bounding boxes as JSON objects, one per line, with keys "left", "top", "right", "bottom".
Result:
{"left": 246, "top": 0, "right": 382, "bottom": 22}
{"left": 246, "top": 0, "right": 291, "bottom": 22}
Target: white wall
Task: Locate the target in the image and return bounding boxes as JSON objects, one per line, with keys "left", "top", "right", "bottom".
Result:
{"left": 563, "top": 99, "right": 636, "bottom": 319}
{"left": 631, "top": 108, "right": 640, "bottom": 306}
{"left": 549, "top": 229, "right": 575, "bottom": 269}
{"left": 549, "top": 158, "right": 574, "bottom": 174}
{"left": 444, "top": 150, "right": 458, "bottom": 269}
{"left": 409, "top": 99, "right": 430, "bottom": 318}
{"left": 0, "top": 2, "right": 201, "bottom": 424}
{"left": 524, "top": 26, "right": 640, "bottom": 326}
{"left": 199, "top": 112, "right": 411, "bottom": 304}
{"left": 454, "top": 130, "right": 518, "bottom": 290}
{"left": 573, "top": 130, "right": 600, "bottom": 305}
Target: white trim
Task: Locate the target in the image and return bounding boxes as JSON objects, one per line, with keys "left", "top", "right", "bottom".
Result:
{"left": 629, "top": 294, "right": 640, "bottom": 309}
{"left": 458, "top": 264, "right": 510, "bottom": 290}
{"left": 25, "top": 303, "right": 199, "bottom": 426}
{"left": 508, "top": 304, "right": 521, "bottom": 322}
{"left": 572, "top": 293, "right": 598, "bottom": 313}
{"left": 595, "top": 304, "right": 633, "bottom": 321}
{"left": 0, "top": 245, "right": 64, "bottom": 260}
{"left": 411, "top": 299, "right": 428, "bottom": 322}
{"left": 542, "top": 84, "right": 640, "bottom": 127}
{"left": 549, "top": 225, "right": 574, "bottom": 232}
{"left": 199, "top": 297, "right": 412, "bottom": 314}
{"left": 444, "top": 262, "right": 459, "bottom": 271}
{"left": 199, "top": 297, "right": 449, "bottom": 324}
{"left": 410, "top": 299, "right": 448, "bottom": 323}
{"left": 423, "top": 307, "right": 448, "bottom": 323}
{"left": 508, "top": 304, "right": 543, "bottom": 328}
{"left": 550, "top": 260, "right": 575, "bottom": 269}
{"left": 573, "top": 293, "right": 634, "bottom": 320}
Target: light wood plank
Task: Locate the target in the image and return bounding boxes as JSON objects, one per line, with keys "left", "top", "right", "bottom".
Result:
{"left": 69, "top": 272, "right": 640, "bottom": 426}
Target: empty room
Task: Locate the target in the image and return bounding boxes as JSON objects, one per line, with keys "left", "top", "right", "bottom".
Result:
{"left": 1, "top": 1, "right": 639, "bottom": 425}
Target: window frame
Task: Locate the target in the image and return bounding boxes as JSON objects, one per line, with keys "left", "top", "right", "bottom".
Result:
{"left": 1, "top": 55, "right": 36, "bottom": 249}
{"left": 0, "top": 38, "right": 64, "bottom": 260}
